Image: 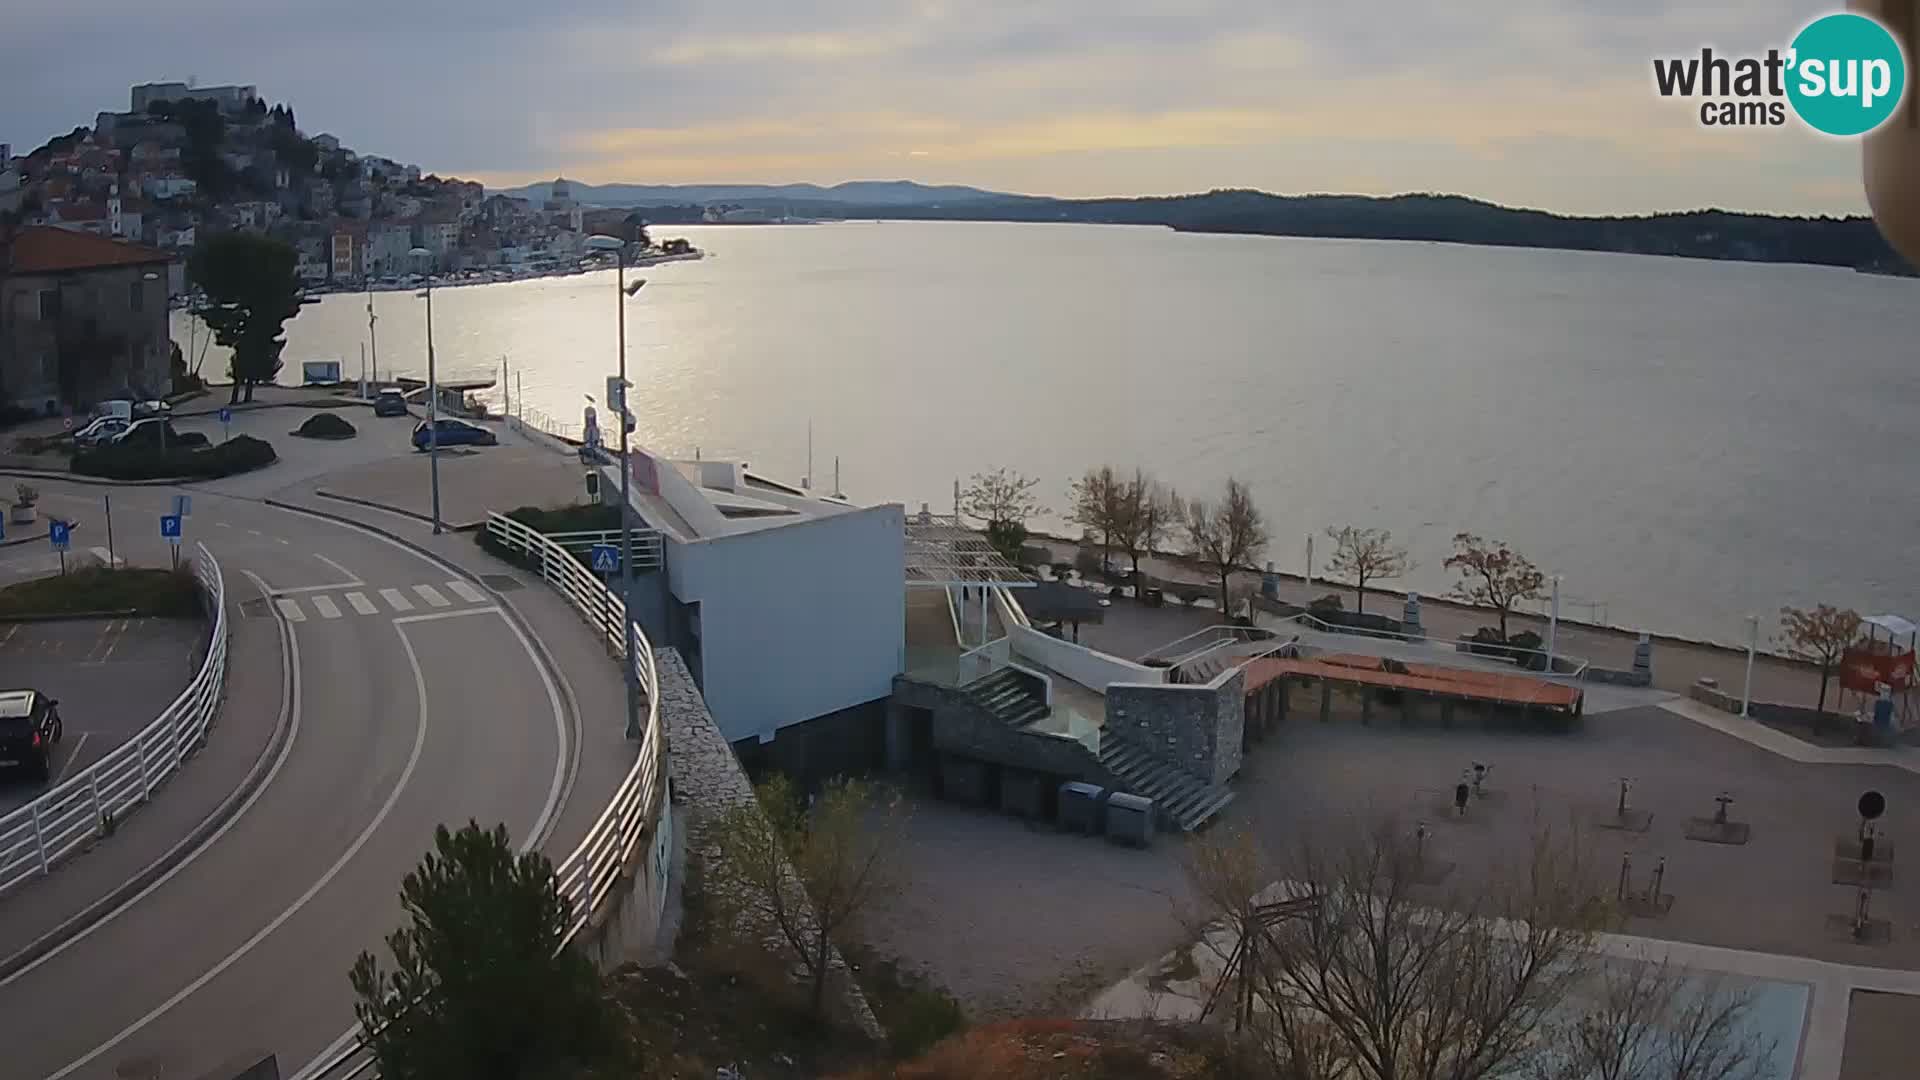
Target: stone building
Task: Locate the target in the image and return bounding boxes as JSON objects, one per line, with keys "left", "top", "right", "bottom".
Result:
{"left": 0, "top": 226, "right": 171, "bottom": 412}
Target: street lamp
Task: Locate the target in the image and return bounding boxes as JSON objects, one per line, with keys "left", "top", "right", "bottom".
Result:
{"left": 409, "top": 247, "right": 441, "bottom": 534}
{"left": 584, "top": 232, "right": 646, "bottom": 740}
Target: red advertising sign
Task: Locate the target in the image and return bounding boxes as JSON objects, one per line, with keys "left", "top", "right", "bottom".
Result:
{"left": 1841, "top": 647, "right": 1917, "bottom": 693}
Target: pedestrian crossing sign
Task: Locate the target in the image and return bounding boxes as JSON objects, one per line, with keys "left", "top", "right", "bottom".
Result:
{"left": 590, "top": 544, "right": 619, "bottom": 573}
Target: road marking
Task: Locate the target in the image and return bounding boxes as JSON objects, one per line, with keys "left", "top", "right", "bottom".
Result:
{"left": 277, "top": 537, "right": 290, "bottom": 545}
{"left": 51, "top": 732, "right": 91, "bottom": 785}
{"left": 345, "top": 591, "right": 377, "bottom": 615}
{"left": 1, "top": 625, "right": 18, "bottom": 646}
{"left": 93, "top": 618, "right": 131, "bottom": 662}
{"left": 43, "top": 603, "right": 432, "bottom": 1080}
{"left": 0, "top": 567, "right": 301, "bottom": 988}
{"left": 392, "top": 605, "right": 501, "bottom": 625}
{"left": 215, "top": 522, "right": 231, "bottom": 529}
{"left": 247, "top": 529, "right": 263, "bottom": 537}
{"left": 446, "top": 579, "right": 486, "bottom": 603}
{"left": 379, "top": 587, "right": 413, "bottom": 611}
{"left": 313, "top": 553, "right": 358, "bottom": 582}
{"left": 274, "top": 598, "right": 306, "bottom": 622}
{"left": 412, "top": 583, "right": 451, "bottom": 608}
{"left": 311, "top": 595, "right": 342, "bottom": 619}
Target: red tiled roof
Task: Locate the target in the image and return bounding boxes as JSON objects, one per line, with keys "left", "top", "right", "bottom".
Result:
{"left": 5, "top": 225, "right": 170, "bottom": 273}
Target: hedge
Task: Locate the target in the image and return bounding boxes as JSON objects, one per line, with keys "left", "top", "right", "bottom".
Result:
{"left": 293, "top": 412, "right": 358, "bottom": 439}
{"left": 74, "top": 434, "right": 277, "bottom": 480}
{"left": 0, "top": 566, "right": 203, "bottom": 617}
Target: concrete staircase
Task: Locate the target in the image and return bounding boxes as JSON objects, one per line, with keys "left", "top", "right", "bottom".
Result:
{"left": 1098, "top": 733, "right": 1236, "bottom": 831}
{"left": 965, "top": 668, "right": 1051, "bottom": 728}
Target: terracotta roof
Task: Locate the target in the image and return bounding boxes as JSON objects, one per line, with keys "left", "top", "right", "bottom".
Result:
{"left": 1238, "top": 652, "right": 1583, "bottom": 710}
{"left": 5, "top": 225, "right": 169, "bottom": 273}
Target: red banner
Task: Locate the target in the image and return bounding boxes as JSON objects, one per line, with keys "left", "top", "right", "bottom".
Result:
{"left": 1841, "top": 647, "right": 1916, "bottom": 693}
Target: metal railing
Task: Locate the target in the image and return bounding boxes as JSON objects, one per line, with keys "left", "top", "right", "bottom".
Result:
{"left": 1255, "top": 611, "right": 1593, "bottom": 680}
{"left": 309, "top": 513, "right": 666, "bottom": 1080}
{"left": 0, "top": 543, "right": 227, "bottom": 897}
{"left": 542, "top": 528, "right": 664, "bottom": 572}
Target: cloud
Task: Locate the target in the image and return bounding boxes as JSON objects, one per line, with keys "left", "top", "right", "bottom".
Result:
{"left": 0, "top": 0, "right": 1869, "bottom": 214}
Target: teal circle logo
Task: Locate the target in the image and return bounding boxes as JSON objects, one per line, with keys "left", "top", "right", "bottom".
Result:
{"left": 1786, "top": 13, "right": 1907, "bottom": 136}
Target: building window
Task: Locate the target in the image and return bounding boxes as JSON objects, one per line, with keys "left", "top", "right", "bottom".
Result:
{"left": 129, "top": 280, "right": 144, "bottom": 312}
{"left": 38, "top": 290, "right": 60, "bottom": 321}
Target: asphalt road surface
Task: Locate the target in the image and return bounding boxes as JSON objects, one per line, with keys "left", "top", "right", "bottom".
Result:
{"left": 0, "top": 618, "right": 205, "bottom": 816}
{"left": 0, "top": 480, "right": 575, "bottom": 1080}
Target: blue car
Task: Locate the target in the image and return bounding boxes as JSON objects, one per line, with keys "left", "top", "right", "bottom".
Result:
{"left": 412, "top": 418, "right": 497, "bottom": 450}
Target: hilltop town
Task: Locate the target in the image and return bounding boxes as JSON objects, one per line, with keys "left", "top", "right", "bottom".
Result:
{"left": 0, "top": 81, "right": 632, "bottom": 292}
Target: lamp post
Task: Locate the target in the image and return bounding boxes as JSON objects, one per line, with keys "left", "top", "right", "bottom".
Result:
{"left": 1741, "top": 614, "right": 1759, "bottom": 718}
{"left": 409, "top": 247, "right": 441, "bottom": 534}
{"left": 585, "top": 233, "right": 646, "bottom": 740}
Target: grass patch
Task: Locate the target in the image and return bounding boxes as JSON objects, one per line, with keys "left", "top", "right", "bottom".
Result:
{"left": 0, "top": 566, "right": 203, "bottom": 617}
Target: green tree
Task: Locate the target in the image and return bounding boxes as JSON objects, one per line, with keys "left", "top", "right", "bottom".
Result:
{"left": 958, "top": 466, "right": 1043, "bottom": 564}
{"left": 349, "top": 821, "right": 619, "bottom": 1080}
{"left": 708, "top": 775, "right": 906, "bottom": 1016}
{"left": 189, "top": 232, "right": 302, "bottom": 404}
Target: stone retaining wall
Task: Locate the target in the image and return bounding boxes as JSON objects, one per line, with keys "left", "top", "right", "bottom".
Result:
{"left": 1106, "top": 666, "right": 1245, "bottom": 785}
{"left": 660, "top": 648, "right": 883, "bottom": 1039}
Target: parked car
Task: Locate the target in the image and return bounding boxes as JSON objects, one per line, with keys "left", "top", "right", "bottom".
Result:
{"left": 73, "top": 416, "right": 129, "bottom": 447}
{"left": 0, "top": 689, "right": 63, "bottom": 782}
{"left": 372, "top": 388, "right": 409, "bottom": 417}
{"left": 110, "top": 417, "right": 192, "bottom": 447}
{"left": 412, "top": 418, "right": 497, "bottom": 450}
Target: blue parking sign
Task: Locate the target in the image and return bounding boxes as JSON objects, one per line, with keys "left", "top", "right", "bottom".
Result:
{"left": 218, "top": 407, "right": 233, "bottom": 424}
{"left": 160, "top": 514, "right": 182, "bottom": 542}
{"left": 589, "top": 544, "right": 619, "bottom": 573}
{"left": 49, "top": 521, "right": 70, "bottom": 551}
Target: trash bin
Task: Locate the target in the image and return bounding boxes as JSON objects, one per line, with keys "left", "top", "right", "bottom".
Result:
{"left": 1143, "top": 587, "right": 1164, "bottom": 608}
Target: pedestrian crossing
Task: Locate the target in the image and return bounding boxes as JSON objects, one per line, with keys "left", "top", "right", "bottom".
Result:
{"left": 266, "top": 580, "right": 490, "bottom": 622}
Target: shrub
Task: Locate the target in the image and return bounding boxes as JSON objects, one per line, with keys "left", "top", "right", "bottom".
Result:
{"left": 1173, "top": 584, "right": 1207, "bottom": 606}
{"left": 73, "top": 434, "right": 277, "bottom": 480}
{"left": 293, "top": 412, "right": 358, "bottom": 439}
{"left": 1308, "top": 592, "right": 1345, "bottom": 615}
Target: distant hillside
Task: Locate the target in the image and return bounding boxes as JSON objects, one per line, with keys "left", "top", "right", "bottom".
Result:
{"left": 616, "top": 188, "right": 1912, "bottom": 275}
{"left": 497, "top": 178, "right": 1013, "bottom": 207}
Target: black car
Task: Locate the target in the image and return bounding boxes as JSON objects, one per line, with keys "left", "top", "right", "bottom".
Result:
{"left": 0, "top": 689, "right": 63, "bottom": 782}
{"left": 373, "top": 389, "right": 409, "bottom": 417}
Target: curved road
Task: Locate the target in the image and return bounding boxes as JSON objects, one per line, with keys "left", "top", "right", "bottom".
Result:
{"left": 0, "top": 481, "right": 578, "bottom": 1080}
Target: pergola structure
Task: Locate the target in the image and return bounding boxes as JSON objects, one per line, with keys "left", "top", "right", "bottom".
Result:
{"left": 903, "top": 512, "right": 1034, "bottom": 649}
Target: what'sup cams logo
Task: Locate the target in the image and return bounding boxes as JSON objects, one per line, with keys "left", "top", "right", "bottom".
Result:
{"left": 1653, "top": 11, "right": 1908, "bottom": 135}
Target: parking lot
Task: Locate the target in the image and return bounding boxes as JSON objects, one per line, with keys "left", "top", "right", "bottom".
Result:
{"left": 0, "top": 617, "right": 206, "bottom": 815}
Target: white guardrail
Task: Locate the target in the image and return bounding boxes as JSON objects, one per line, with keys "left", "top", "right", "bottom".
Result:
{"left": 311, "top": 512, "right": 666, "bottom": 1080}
{"left": 0, "top": 542, "right": 227, "bottom": 897}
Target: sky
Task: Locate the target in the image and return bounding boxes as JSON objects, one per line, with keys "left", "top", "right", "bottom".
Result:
{"left": 0, "top": 0, "right": 1877, "bottom": 215}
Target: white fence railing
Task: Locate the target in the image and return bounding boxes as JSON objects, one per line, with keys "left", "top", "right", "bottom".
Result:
{"left": 0, "top": 542, "right": 227, "bottom": 897}
{"left": 311, "top": 512, "right": 667, "bottom": 1080}
{"left": 543, "top": 528, "right": 664, "bottom": 572}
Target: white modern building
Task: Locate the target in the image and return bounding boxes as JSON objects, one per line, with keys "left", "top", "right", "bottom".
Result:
{"left": 591, "top": 448, "right": 905, "bottom": 770}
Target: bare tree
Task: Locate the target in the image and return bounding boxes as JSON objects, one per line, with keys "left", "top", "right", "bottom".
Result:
{"left": 706, "top": 775, "right": 906, "bottom": 1015}
{"left": 1186, "top": 478, "right": 1269, "bottom": 615}
{"left": 1444, "top": 532, "right": 1546, "bottom": 640}
{"left": 959, "top": 466, "right": 1044, "bottom": 563}
{"left": 1777, "top": 604, "right": 1863, "bottom": 716}
{"left": 1324, "top": 526, "right": 1414, "bottom": 615}
{"left": 1540, "top": 957, "right": 1776, "bottom": 1080}
{"left": 1066, "top": 465, "right": 1128, "bottom": 574}
{"left": 1114, "top": 469, "right": 1179, "bottom": 582}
